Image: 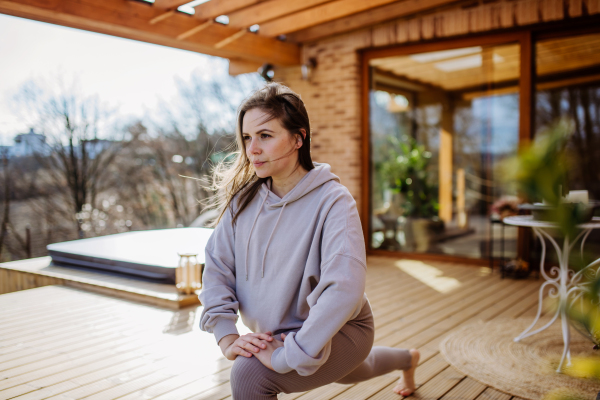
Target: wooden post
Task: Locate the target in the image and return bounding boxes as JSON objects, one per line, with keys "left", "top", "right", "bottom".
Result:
{"left": 439, "top": 128, "right": 453, "bottom": 222}
{"left": 518, "top": 31, "right": 535, "bottom": 261}
{"left": 456, "top": 168, "right": 467, "bottom": 228}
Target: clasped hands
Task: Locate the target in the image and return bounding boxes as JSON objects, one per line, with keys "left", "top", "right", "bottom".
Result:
{"left": 219, "top": 332, "right": 287, "bottom": 370}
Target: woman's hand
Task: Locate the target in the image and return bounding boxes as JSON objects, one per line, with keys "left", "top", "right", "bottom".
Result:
{"left": 253, "top": 333, "right": 286, "bottom": 371}
{"left": 219, "top": 332, "right": 274, "bottom": 361}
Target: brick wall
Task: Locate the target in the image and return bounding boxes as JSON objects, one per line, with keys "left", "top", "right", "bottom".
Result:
{"left": 275, "top": 0, "right": 600, "bottom": 213}
{"left": 276, "top": 32, "right": 370, "bottom": 210}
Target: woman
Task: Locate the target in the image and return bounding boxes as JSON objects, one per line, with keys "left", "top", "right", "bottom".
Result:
{"left": 199, "top": 83, "right": 419, "bottom": 399}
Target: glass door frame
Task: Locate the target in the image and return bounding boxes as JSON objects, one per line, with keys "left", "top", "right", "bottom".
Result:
{"left": 361, "top": 22, "right": 600, "bottom": 264}
{"left": 361, "top": 31, "right": 533, "bottom": 265}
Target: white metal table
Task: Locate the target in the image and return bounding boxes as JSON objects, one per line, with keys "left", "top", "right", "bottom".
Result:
{"left": 503, "top": 215, "right": 600, "bottom": 372}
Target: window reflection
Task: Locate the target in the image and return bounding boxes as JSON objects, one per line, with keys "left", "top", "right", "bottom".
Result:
{"left": 535, "top": 32, "right": 600, "bottom": 258}
{"left": 369, "top": 43, "right": 520, "bottom": 259}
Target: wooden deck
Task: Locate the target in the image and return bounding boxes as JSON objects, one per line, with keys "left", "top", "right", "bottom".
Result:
{"left": 0, "top": 256, "right": 543, "bottom": 400}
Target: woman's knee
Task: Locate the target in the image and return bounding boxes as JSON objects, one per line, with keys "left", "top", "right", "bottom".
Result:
{"left": 230, "top": 356, "right": 275, "bottom": 399}
{"left": 231, "top": 356, "right": 258, "bottom": 385}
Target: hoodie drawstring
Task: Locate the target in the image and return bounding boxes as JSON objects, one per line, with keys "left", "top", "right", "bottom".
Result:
{"left": 261, "top": 202, "right": 287, "bottom": 278}
{"left": 245, "top": 191, "right": 268, "bottom": 281}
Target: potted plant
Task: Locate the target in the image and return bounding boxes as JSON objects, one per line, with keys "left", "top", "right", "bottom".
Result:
{"left": 379, "top": 135, "right": 442, "bottom": 252}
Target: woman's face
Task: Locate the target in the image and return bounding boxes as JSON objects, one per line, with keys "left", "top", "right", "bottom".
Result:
{"left": 242, "top": 108, "right": 301, "bottom": 180}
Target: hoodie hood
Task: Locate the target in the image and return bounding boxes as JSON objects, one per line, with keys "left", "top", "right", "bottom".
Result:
{"left": 262, "top": 162, "right": 340, "bottom": 207}
{"left": 244, "top": 162, "right": 340, "bottom": 280}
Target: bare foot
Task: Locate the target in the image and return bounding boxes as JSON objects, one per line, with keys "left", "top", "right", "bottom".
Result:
{"left": 393, "top": 349, "right": 420, "bottom": 397}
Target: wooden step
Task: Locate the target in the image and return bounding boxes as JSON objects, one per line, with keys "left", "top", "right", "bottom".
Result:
{"left": 0, "top": 257, "right": 199, "bottom": 309}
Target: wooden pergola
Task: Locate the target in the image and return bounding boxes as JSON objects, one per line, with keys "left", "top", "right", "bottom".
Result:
{"left": 0, "top": 0, "right": 466, "bottom": 72}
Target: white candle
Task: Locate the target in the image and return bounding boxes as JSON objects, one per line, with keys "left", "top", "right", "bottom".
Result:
{"left": 566, "top": 190, "right": 589, "bottom": 204}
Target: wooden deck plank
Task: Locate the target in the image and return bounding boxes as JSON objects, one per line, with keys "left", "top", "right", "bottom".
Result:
{"left": 365, "top": 263, "right": 474, "bottom": 308}
{"left": 405, "top": 366, "right": 465, "bottom": 400}
{"left": 33, "top": 334, "right": 231, "bottom": 400}
{"left": 0, "top": 256, "right": 546, "bottom": 400}
{"left": 148, "top": 368, "right": 233, "bottom": 400}
{"left": 369, "top": 272, "right": 478, "bottom": 322}
{"left": 376, "top": 277, "right": 524, "bottom": 347}
{"left": 476, "top": 387, "right": 512, "bottom": 400}
{"left": 440, "top": 376, "right": 487, "bottom": 399}
{"left": 367, "top": 367, "right": 461, "bottom": 400}
{"left": 0, "top": 306, "right": 175, "bottom": 361}
{"left": 24, "top": 340, "right": 227, "bottom": 399}
{"left": 0, "top": 287, "right": 175, "bottom": 333}
{"left": 0, "top": 309, "right": 182, "bottom": 368}
{"left": 372, "top": 277, "right": 494, "bottom": 339}
{"left": 312, "top": 353, "right": 450, "bottom": 400}
{"left": 0, "top": 301, "right": 165, "bottom": 342}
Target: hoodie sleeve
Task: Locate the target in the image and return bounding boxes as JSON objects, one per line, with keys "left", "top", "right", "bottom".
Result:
{"left": 271, "top": 189, "right": 367, "bottom": 376}
{"left": 199, "top": 206, "right": 240, "bottom": 345}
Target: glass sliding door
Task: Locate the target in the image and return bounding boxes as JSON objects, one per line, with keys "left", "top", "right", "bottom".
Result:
{"left": 369, "top": 43, "right": 521, "bottom": 259}
{"left": 535, "top": 32, "right": 600, "bottom": 256}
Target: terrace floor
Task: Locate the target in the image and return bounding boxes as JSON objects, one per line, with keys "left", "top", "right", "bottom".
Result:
{"left": 0, "top": 256, "right": 543, "bottom": 400}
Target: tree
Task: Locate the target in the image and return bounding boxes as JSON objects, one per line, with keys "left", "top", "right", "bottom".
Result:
{"left": 117, "top": 69, "right": 263, "bottom": 227}
{"left": 13, "top": 75, "right": 139, "bottom": 237}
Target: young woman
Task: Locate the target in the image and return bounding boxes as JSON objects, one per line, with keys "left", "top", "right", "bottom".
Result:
{"left": 199, "top": 83, "right": 419, "bottom": 399}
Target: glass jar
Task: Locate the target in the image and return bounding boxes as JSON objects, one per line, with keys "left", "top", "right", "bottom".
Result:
{"left": 176, "top": 253, "right": 203, "bottom": 295}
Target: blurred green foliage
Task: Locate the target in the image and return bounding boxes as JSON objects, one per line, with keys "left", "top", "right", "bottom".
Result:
{"left": 380, "top": 135, "right": 439, "bottom": 218}
{"left": 503, "top": 120, "right": 569, "bottom": 206}
{"left": 503, "top": 120, "right": 600, "bottom": 398}
{"left": 502, "top": 120, "right": 592, "bottom": 238}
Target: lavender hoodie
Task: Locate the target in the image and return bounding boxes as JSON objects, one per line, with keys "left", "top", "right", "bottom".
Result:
{"left": 199, "top": 162, "right": 368, "bottom": 376}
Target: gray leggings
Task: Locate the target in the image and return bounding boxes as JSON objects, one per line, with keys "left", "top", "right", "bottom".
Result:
{"left": 230, "top": 301, "right": 412, "bottom": 399}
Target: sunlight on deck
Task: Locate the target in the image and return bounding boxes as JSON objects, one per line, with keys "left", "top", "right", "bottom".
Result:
{"left": 395, "top": 260, "right": 462, "bottom": 293}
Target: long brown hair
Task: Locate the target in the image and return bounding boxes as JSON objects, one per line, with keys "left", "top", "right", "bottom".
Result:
{"left": 208, "top": 83, "right": 313, "bottom": 227}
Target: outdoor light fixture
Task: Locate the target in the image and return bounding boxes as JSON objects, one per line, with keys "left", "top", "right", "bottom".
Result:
{"left": 259, "top": 63, "right": 275, "bottom": 81}
{"left": 215, "top": 15, "right": 229, "bottom": 24}
{"left": 301, "top": 57, "right": 317, "bottom": 81}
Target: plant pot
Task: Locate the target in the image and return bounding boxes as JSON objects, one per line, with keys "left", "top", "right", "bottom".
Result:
{"left": 404, "top": 217, "right": 445, "bottom": 252}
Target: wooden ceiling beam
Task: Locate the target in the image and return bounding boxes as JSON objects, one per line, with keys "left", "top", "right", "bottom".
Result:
{"left": 215, "top": 29, "right": 247, "bottom": 49}
{"left": 192, "top": 0, "right": 262, "bottom": 21}
{"left": 287, "top": 0, "right": 465, "bottom": 42}
{"left": 153, "top": 0, "right": 190, "bottom": 10}
{"left": 149, "top": 10, "right": 176, "bottom": 24}
{"left": 227, "top": 0, "right": 333, "bottom": 30}
{"left": 229, "top": 59, "right": 263, "bottom": 75}
{"left": 177, "top": 20, "right": 213, "bottom": 39}
{"left": 0, "top": 0, "right": 300, "bottom": 65}
{"left": 257, "top": 0, "right": 405, "bottom": 37}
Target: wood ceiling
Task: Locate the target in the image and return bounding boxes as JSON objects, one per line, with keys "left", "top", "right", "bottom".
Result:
{"left": 0, "top": 0, "right": 463, "bottom": 68}
{"left": 371, "top": 43, "right": 521, "bottom": 92}
{"left": 371, "top": 32, "right": 600, "bottom": 95}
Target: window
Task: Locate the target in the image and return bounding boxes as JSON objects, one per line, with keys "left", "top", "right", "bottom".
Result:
{"left": 535, "top": 32, "right": 600, "bottom": 257}
{"left": 368, "top": 42, "right": 521, "bottom": 260}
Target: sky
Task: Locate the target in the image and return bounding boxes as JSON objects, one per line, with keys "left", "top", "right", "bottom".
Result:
{"left": 0, "top": 13, "right": 230, "bottom": 144}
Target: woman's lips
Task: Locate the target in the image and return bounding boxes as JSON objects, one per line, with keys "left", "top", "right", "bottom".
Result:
{"left": 253, "top": 161, "right": 266, "bottom": 167}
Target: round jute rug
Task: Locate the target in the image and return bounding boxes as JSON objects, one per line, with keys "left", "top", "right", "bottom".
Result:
{"left": 439, "top": 318, "right": 600, "bottom": 400}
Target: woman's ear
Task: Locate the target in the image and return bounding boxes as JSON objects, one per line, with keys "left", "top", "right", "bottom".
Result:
{"left": 297, "top": 129, "right": 307, "bottom": 149}
{"left": 299, "top": 128, "right": 307, "bottom": 140}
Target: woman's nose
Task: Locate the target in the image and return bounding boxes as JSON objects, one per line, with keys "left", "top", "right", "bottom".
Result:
{"left": 247, "top": 138, "right": 261, "bottom": 154}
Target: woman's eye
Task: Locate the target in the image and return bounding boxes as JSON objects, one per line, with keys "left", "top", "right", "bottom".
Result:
{"left": 261, "top": 134, "right": 271, "bottom": 139}
{"left": 243, "top": 136, "right": 250, "bottom": 141}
